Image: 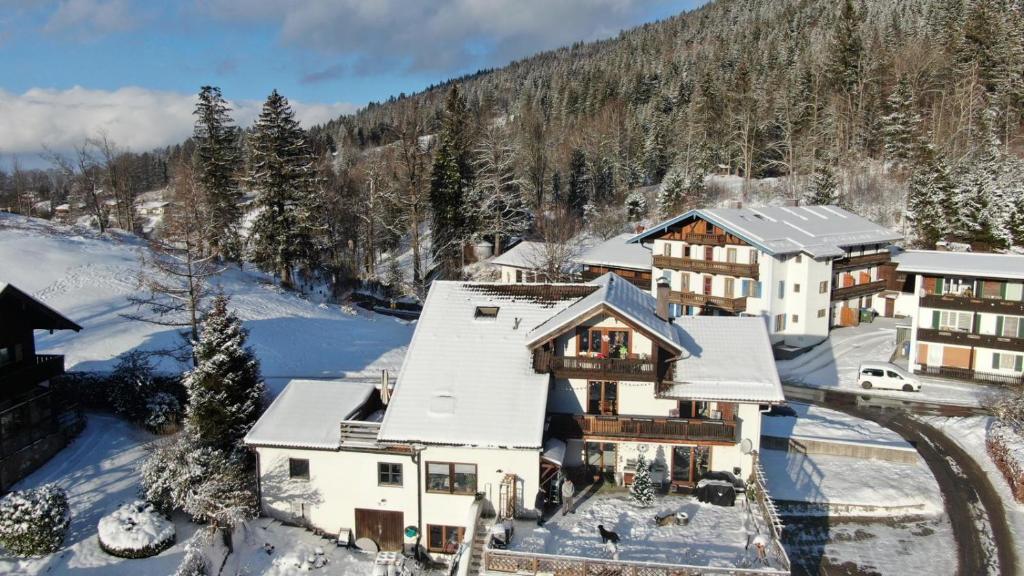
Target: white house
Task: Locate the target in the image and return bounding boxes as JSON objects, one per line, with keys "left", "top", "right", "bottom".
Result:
{"left": 894, "top": 250, "right": 1024, "bottom": 385}
{"left": 245, "top": 273, "right": 784, "bottom": 562}
{"left": 490, "top": 241, "right": 552, "bottom": 283}
{"left": 630, "top": 205, "right": 901, "bottom": 349}
{"left": 577, "top": 233, "right": 652, "bottom": 289}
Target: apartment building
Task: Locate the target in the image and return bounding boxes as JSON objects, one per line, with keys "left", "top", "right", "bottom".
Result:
{"left": 897, "top": 251, "right": 1024, "bottom": 385}
{"left": 629, "top": 205, "right": 901, "bottom": 348}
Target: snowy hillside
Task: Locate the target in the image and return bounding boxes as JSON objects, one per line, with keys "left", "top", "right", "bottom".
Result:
{"left": 0, "top": 213, "right": 413, "bottom": 395}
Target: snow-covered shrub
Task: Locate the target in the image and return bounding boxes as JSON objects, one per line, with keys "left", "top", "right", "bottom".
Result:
{"left": 625, "top": 190, "right": 648, "bottom": 220}
{"left": 0, "top": 484, "right": 70, "bottom": 556}
{"left": 145, "top": 392, "right": 181, "bottom": 433}
{"left": 174, "top": 531, "right": 208, "bottom": 576}
{"left": 630, "top": 454, "right": 654, "bottom": 507}
{"left": 97, "top": 500, "right": 175, "bottom": 559}
{"left": 109, "top": 351, "right": 157, "bottom": 421}
{"left": 987, "top": 422, "right": 1024, "bottom": 503}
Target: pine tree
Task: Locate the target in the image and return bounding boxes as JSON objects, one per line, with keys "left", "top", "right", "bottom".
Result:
{"left": 430, "top": 86, "right": 475, "bottom": 279}
{"left": 805, "top": 162, "right": 840, "bottom": 206}
{"left": 907, "top": 146, "right": 955, "bottom": 248}
{"left": 183, "top": 295, "right": 265, "bottom": 452}
{"left": 625, "top": 189, "right": 647, "bottom": 220}
{"left": 248, "top": 90, "right": 317, "bottom": 288}
{"left": 828, "top": 0, "right": 863, "bottom": 92}
{"left": 1007, "top": 201, "right": 1024, "bottom": 247}
{"left": 567, "top": 148, "right": 590, "bottom": 216}
{"left": 883, "top": 77, "right": 920, "bottom": 167}
{"left": 657, "top": 167, "right": 686, "bottom": 218}
{"left": 630, "top": 453, "right": 654, "bottom": 507}
{"left": 193, "top": 86, "right": 242, "bottom": 261}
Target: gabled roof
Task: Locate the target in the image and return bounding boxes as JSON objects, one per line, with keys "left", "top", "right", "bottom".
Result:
{"left": 894, "top": 250, "right": 1024, "bottom": 281}
{"left": 489, "top": 241, "right": 547, "bottom": 270}
{"left": 527, "top": 273, "right": 684, "bottom": 353}
{"left": 245, "top": 379, "right": 375, "bottom": 449}
{"left": 576, "top": 233, "right": 651, "bottom": 271}
{"left": 630, "top": 205, "right": 901, "bottom": 259}
{"left": 0, "top": 283, "right": 82, "bottom": 331}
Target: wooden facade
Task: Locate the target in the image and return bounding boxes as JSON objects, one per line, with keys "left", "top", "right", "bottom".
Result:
{"left": 579, "top": 266, "right": 651, "bottom": 289}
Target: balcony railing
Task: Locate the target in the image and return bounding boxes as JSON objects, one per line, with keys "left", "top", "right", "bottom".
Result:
{"left": 831, "top": 279, "right": 887, "bottom": 302}
{"left": 832, "top": 252, "right": 891, "bottom": 271}
{"left": 917, "top": 328, "right": 1024, "bottom": 353}
{"left": 574, "top": 414, "right": 737, "bottom": 443}
{"left": 0, "top": 355, "right": 65, "bottom": 390}
{"left": 681, "top": 232, "right": 728, "bottom": 246}
{"left": 669, "top": 291, "right": 747, "bottom": 313}
{"left": 580, "top": 268, "right": 650, "bottom": 289}
{"left": 921, "top": 293, "right": 1024, "bottom": 316}
{"left": 533, "top": 352, "right": 660, "bottom": 382}
{"left": 653, "top": 255, "right": 759, "bottom": 279}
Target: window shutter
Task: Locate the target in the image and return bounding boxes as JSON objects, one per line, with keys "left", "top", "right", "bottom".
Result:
{"left": 1001, "top": 282, "right": 1007, "bottom": 299}
{"left": 996, "top": 316, "right": 1004, "bottom": 337}
{"left": 1016, "top": 355, "right": 1023, "bottom": 372}
{"left": 932, "top": 310, "right": 940, "bottom": 329}
{"left": 977, "top": 280, "right": 984, "bottom": 297}
{"left": 1018, "top": 321, "right": 1024, "bottom": 339}
{"left": 937, "top": 277, "right": 944, "bottom": 294}
{"left": 973, "top": 314, "right": 981, "bottom": 334}
{"left": 993, "top": 353, "right": 1000, "bottom": 369}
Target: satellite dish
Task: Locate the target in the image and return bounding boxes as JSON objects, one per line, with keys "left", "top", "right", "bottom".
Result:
{"left": 740, "top": 438, "right": 753, "bottom": 455}
{"left": 354, "top": 537, "right": 379, "bottom": 553}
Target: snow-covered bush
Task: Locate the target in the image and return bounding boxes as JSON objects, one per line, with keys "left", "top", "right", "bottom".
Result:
{"left": 988, "top": 422, "right": 1024, "bottom": 503}
{"left": 109, "top": 351, "right": 157, "bottom": 421}
{"left": 174, "top": 531, "right": 208, "bottom": 576}
{"left": 630, "top": 454, "right": 654, "bottom": 507}
{"left": 0, "top": 484, "right": 70, "bottom": 557}
{"left": 145, "top": 392, "right": 181, "bottom": 433}
{"left": 98, "top": 500, "right": 175, "bottom": 559}
{"left": 625, "top": 190, "right": 648, "bottom": 220}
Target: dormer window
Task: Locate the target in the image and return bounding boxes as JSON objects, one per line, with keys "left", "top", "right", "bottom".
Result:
{"left": 474, "top": 306, "right": 500, "bottom": 320}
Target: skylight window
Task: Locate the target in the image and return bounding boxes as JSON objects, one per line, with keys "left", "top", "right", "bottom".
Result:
{"left": 474, "top": 306, "right": 500, "bottom": 320}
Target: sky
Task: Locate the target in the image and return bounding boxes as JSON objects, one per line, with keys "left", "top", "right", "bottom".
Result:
{"left": 0, "top": 0, "right": 704, "bottom": 165}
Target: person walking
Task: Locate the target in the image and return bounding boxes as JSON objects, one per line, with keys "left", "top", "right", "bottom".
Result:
{"left": 561, "top": 477, "right": 575, "bottom": 515}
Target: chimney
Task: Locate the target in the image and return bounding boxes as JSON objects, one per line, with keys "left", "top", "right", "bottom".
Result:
{"left": 656, "top": 277, "right": 671, "bottom": 321}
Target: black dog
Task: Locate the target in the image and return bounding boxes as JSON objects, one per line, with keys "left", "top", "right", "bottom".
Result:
{"left": 597, "top": 525, "right": 620, "bottom": 545}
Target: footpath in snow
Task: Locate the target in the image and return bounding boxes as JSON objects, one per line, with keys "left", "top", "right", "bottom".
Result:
{"left": 0, "top": 214, "right": 413, "bottom": 395}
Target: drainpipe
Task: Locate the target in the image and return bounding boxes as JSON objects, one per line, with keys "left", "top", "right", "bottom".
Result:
{"left": 411, "top": 443, "right": 426, "bottom": 561}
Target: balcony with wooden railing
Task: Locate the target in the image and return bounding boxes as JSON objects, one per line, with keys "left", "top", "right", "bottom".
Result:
{"left": 0, "top": 354, "right": 65, "bottom": 391}
{"left": 574, "top": 414, "right": 737, "bottom": 444}
{"left": 917, "top": 328, "right": 1024, "bottom": 353}
{"left": 831, "top": 279, "right": 887, "bottom": 302}
{"left": 669, "top": 290, "right": 747, "bottom": 313}
{"left": 533, "top": 351, "right": 662, "bottom": 382}
{"left": 832, "top": 252, "right": 891, "bottom": 271}
{"left": 921, "top": 293, "right": 1024, "bottom": 316}
{"left": 653, "top": 255, "right": 759, "bottom": 279}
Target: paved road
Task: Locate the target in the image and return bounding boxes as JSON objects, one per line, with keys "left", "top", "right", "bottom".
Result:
{"left": 825, "top": 402, "right": 1017, "bottom": 576}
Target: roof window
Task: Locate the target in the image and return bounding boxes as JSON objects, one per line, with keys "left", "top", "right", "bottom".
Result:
{"left": 474, "top": 306, "right": 500, "bottom": 320}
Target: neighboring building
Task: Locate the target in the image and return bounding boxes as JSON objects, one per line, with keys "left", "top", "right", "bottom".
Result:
{"left": 0, "top": 283, "right": 82, "bottom": 491}
{"left": 896, "top": 251, "right": 1024, "bottom": 385}
{"left": 491, "top": 241, "right": 554, "bottom": 283}
{"left": 630, "top": 205, "right": 901, "bottom": 348}
{"left": 577, "top": 233, "right": 652, "bottom": 289}
{"left": 246, "top": 273, "right": 784, "bottom": 561}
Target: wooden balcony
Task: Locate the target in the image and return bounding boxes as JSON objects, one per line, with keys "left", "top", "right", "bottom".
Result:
{"left": 580, "top": 267, "right": 651, "bottom": 289}
{"left": 533, "top": 352, "right": 660, "bottom": 382}
{"left": 921, "top": 293, "right": 1024, "bottom": 316}
{"left": 680, "top": 232, "right": 728, "bottom": 246}
{"left": 917, "top": 328, "right": 1024, "bottom": 353}
{"left": 832, "top": 252, "right": 891, "bottom": 271}
{"left": 831, "top": 279, "right": 887, "bottom": 302}
{"left": 653, "top": 255, "right": 759, "bottom": 279}
{"left": 574, "top": 414, "right": 737, "bottom": 444}
{"left": 0, "top": 355, "right": 65, "bottom": 391}
{"left": 669, "top": 290, "right": 747, "bottom": 313}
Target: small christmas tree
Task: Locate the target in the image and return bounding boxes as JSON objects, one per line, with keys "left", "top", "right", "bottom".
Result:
{"left": 631, "top": 453, "right": 654, "bottom": 507}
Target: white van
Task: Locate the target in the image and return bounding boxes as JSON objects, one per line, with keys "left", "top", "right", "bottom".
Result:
{"left": 857, "top": 362, "right": 921, "bottom": 392}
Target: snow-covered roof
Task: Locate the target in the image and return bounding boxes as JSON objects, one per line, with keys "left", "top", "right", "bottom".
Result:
{"left": 576, "top": 233, "right": 651, "bottom": 271}
{"left": 378, "top": 282, "right": 586, "bottom": 448}
{"left": 632, "top": 205, "right": 901, "bottom": 259}
{"left": 138, "top": 200, "right": 169, "bottom": 210}
{"left": 245, "top": 379, "right": 375, "bottom": 449}
{"left": 659, "top": 316, "right": 785, "bottom": 404}
{"left": 489, "top": 241, "right": 547, "bottom": 270}
{"left": 894, "top": 250, "right": 1024, "bottom": 281}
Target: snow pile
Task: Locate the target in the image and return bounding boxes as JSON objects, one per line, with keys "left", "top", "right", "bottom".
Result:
{"left": 97, "top": 501, "right": 175, "bottom": 558}
{"left": 0, "top": 484, "right": 70, "bottom": 557}
{"left": 988, "top": 422, "right": 1024, "bottom": 503}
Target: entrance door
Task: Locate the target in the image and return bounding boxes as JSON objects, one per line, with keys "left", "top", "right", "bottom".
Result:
{"left": 587, "top": 381, "right": 618, "bottom": 415}
{"left": 703, "top": 276, "right": 713, "bottom": 295}
{"left": 671, "top": 446, "right": 711, "bottom": 484}
{"left": 355, "top": 509, "right": 404, "bottom": 551}
{"left": 885, "top": 298, "right": 894, "bottom": 318}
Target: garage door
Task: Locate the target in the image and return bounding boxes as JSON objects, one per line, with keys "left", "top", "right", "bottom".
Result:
{"left": 355, "top": 509, "right": 404, "bottom": 551}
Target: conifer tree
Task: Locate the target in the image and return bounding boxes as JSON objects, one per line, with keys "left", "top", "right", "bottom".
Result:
{"left": 625, "top": 189, "right": 647, "bottom": 221}
{"left": 828, "top": 0, "right": 863, "bottom": 92}
{"left": 907, "top": 147, "right": 955, "bottom": 248}
{"left": 430, "top": 86, "right": 475, "bottom": 279}
{"left": 567, "top": 148, "right": 590, "bottom": 216}
{"left": 183, "top": 295, "right": 266, "bottom": 452}
{"left": 883, "top": 77, "right": 920, "bottom": 167}
{"left": 805, "top": 162, "right": 840, "bottom": 206}
{"left": 657, "top": 167, "right": 686, "bottom": 218}
{"left": 248, "top": 90, "right": 317, "bottom": 288}
{"left": 193, "top": 86, "right": 242, "bottom": 260}
{"left": 630, "top": 453, "right": 654, "bottom": 507}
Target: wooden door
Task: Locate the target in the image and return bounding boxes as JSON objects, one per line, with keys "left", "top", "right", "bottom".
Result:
{"left": 588, "top": 381, "right": 618, "bottom": 415}
{"left": 355, "top": 509, "right": 404, "bottom": 551}
{"left": 885, "top": 298, "right": 895, "bottom": 317}
{"left": 704, "top": 246, "right": 714, "bottom": 261}
{"left": 703, "top": 276, "right": 713, "bottom": 295}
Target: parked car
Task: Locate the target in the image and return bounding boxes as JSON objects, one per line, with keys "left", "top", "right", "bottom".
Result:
{"left": 857, "top": 362, "right": 921, "bottom": 392}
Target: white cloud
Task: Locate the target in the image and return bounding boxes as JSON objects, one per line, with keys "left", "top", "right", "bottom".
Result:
{"left": 0, "top": 86, "right": 357, "bottom": 156}
{"left": 202, "top": 0, "right": 677, "bottom": 74}
{"left": 43, "top": 0, "right": 141, "bottom": 39}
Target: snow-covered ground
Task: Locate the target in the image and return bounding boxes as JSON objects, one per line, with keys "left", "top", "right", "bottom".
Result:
{"left": 0, "top": 413, "right": 375, "bottom": 575}
{"left": 510, "top": 491, "right": 775, "bottom": 570}
{"left": 777, "top": 318, "right": 1004, "bottom": 407}
{"left": 0, "top": 214, "right": 413, "bottom": 395}
{"left": 762, "top": 402, "right": 911, "bottom": 451}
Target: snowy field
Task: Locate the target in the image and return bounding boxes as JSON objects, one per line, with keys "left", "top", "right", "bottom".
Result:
{"left": 0, "top": 414, "right": 375, "bottom": 575}
{"left": 0, "top": 214, "right": 413, "bottom": 395}
{"left": 510, "top": 492, "right": 774, "bottom": 570}
{"left": 762, "top": 402, "right": 912, "bottom": 450}
{"left": 777, "top": 319, "right": 1003, "bottom": 407}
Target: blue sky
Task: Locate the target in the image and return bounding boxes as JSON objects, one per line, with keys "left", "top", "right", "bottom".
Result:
{"left": 0, "top": 0, "right": 704, "bottom": 161}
